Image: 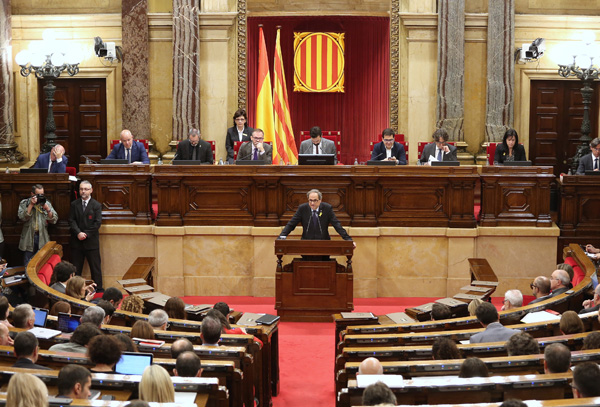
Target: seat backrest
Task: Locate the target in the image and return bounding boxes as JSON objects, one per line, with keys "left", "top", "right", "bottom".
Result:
{"left": 37, "top": 263, "right": 53, "bottom": 286}
{"left": 487, "top": 142, "right": 499, "bottom": 165}
{"left": 417, "top": 141, "right": 456, "bottom": 159}
{"left": 299, "top": 131, "right": 342, "bottom": 161}
{"left": 369, "top": 141, "right": 409, "bottom": 155}
{"left": 110, "top": 139, "right": 150, "bottom": 154}
{"left": 65, "top": 167, "right": 76, "bottom": 177}
{"left": 376, "top": 134, "right": 405, "bottom": 142}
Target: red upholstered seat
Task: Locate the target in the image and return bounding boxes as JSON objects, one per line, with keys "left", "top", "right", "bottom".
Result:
{"left": 37, "top": 263, "right": 53, "bottom": 286}
{"left": 376, "top": 134, "right": 405, "bottom": 142}
{"left": 300, "top": 131, "right": 342, "bottom": 163}
{"left": 486, "top": 143, "right": 498, "bottom": 165}
{"left": 564, "top": 257, "right": 585, "bottom": 287}
{"left": 47, "top": 254, "right": 61, "bottom": 269}
{"left": 66, "top": 167, "right": 76, "bottom": 177}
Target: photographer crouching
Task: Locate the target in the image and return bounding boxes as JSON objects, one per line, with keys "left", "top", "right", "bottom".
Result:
{"left": 18, "top": 184, "right": 58, "bottom": 265}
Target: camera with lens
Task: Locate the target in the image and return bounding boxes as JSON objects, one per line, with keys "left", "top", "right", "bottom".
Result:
{"left": 35, "top": 194, "right": 46, "bottom": 206}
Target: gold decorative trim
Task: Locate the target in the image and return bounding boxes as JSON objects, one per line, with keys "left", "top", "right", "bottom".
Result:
{"left": 237, "top": 0, "right": 247, "bottom": 110}
{"left": 390, "top": 0, "right": 400, "bottom": 131}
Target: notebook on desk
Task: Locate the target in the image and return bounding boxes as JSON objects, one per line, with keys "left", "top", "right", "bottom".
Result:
{"left": 29, "top": 326, "right": 61, "bottom": 339}
{"left": 236, "top": 312, "right": 263, "bottom": 326}
{"left": 256, "top": 314, "right": 280, "bottom": 325}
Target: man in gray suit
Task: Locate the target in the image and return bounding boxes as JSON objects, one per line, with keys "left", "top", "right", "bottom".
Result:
{"left": 576, "top": 137, "right": 600, "bottom": 174}
{"left": 419, "top": 128, "right": 458, "bottom": 165}
{"left": 50, "top": 261, "right": 76, "bottom": 294}
{"left": 469, "top": 302, "right": 520, "bottom": 344}
{"left": 299, "top": 126, "right": 338, "bottom": 164}
{"left": 236, "top": 129, "right": 272, "bottom": 164}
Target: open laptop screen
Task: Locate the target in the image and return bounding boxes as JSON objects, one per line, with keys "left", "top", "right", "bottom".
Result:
{"left": 33, "top": 308, "right": 48, "bottom": 328}
{"left": 114, "top": 352, "right": 153, "bottom": 375}
{"left": 57, "top": 313, "right": 81, "bottom": 333}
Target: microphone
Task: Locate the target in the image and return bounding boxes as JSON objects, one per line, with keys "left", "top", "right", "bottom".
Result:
{"left": 236, "top": 148, "right": 257, "bottom": 162}
{"left": 81, "top": 155, "right": 99, "bottom": 164}
{"left": 371, "top": 151, "right": 386, "bottom": 161}
{"left": 169, "top": 150, "right": 179, "bottom": 164}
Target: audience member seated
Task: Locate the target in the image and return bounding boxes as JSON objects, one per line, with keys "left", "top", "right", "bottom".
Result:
{"left": 212, "top": 304, "right": 243, "bottom": 334}
{"left": 174, "top": 351, "right": 203, "bottom": 378}
{"left": 585, "top": 244, "right": 600, "bottom": 260}
{"left": 139, "top": 365, "right": 175, "bottom": 403}
{"left": 13, "top": 331, "right": 50, "bottom": 370}
{"left": 529, "top": 276, "right": 552, "bottom": 304}
{"left": 357, "top": 357, "right": 383, "bottom": 375}
{"left": 362, "top": 381, "right": 397, "bottom": 407}
{"left": 431, "top": 303, "right": 451, "bottom": 320}
{"left": 12, "top": 303, "right": 35, "bottom": 329}
{"left": 6, "top": 373, "right": 48, "bottom": 407}
{"left": 500, "top": 400, "right": 527, "bottom": 407}
{"left": 50, "top": 261, "right": 76, "bottom": 294}
{"left": 92, "top": 287, "right": 123, "bottom": 308}
{"left": 107, "top": 129, "right": 150, "bottom": 164}
{"left": 501, "top": 289, "right": 523, "bottom": 310}
{"left": 49, "top": 323, "right": 102, "bottom": 354}
{"left": 206, "top": 309, "right": 231, "bottom": 332}
{"left": 470, "top": 302, "right": 520, "bottom": 344}
{"left": 572, "top": 362, "right": 600, "bottom": 398}
{"left": 559, "top": 310, "right": 584, "bottom": 335}
{"left": 370, "top": 128, "right": 407, "bottom": 165}
{"left": 57, "top": 364, "right": 92, "bottom": 400}
{"left": 580, "top": 285, "right": 600, "bottom": 314}
{"left": 126, "top": 402, "right": 150, "bottom": 407}
{"left": 97, "top": 300, "right": 115, "bottom": 325}
{"left": 114, "top": 333, "right": 137, "bottom": 352}
{"left": 66, "top": 275, "right": 96, "bottom": 302}
{"left": 582, "top": 331, "right": 600, "bottom": 350}
{"left": 0, "top": 323, "right": 14, "bottom": 346}
{"left": 556, "top": 263, "right": 574, "bottom": 288}
{"left": 201, "top": 316, "right": 221, "bottom": 346}
{"left": 80, "top": 305, "right": 105, "bottom": 328}
{"left": 0, "top": 296, "right": 13, "bottom": 327}
{"left": 131, "top": 320, "right": 155, "bottom": 340}
{"left": 50, "top": 301, "right": 71, "bottom": 316}
{"left": 148, "top": 309, "right": 169, "bottom": 331}
{"left": 432, "top": 337, "right": 461, "bottom": 360}
{"left": 87, "top": 335, "right": 122, "bottom": 373}
{"left": 171, "top": 338, "right": 194, "bottom": 359}
{"left": 505, "top": 332, "right": 540, "bottom": 356}
{"left": 549, "top": 269, "right": 570, "bottom": 297}
{"left": 121, "top": 294, "right": 144, "bottom": 313}
{"left": 165, "top": 297, "right": 186, "bottom": 320}
{"left": 467, "top": 298, "right": 483, "bottom": 316}
{"left": 32, "top": 144, "right": 68, "bottom": 173}
{"left": 543, "top": 343, "right": 571, "bottom": 374}
{"left": 458, "top": 357, "right": 489, "bottom": 378}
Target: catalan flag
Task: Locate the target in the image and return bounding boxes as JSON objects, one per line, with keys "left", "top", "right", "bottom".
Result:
{"left": 256, "top": 26, "right": 277, "bottom": 156}
{"left": 273, "top": 28, "right": 298, "bottom": 165}
{"left": 293, "top": 32, "right": 345, "bottom": 93}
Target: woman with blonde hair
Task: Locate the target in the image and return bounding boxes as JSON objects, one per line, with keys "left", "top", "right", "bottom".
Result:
{"left": 65, "top": 276, "right": 95, "bottom": 301}
{"left": 139, "top": 364, "right": 175, "bottom": 403}
{"left": 6, "top": 372, "right": 48, "bottom": 407}
{"left": 121, "top": 294, "right": 144, "bottom": 314}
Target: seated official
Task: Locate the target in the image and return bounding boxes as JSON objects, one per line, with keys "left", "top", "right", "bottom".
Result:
{"left": 580, "top": 285, "right": 600, "bottom": 314}
{"left": 13, "top": 331, "right": 51, "bottom": 370}
{"left": 494, "top": 128, "right": 526, "bottom": 164}
{"left": 572, "top": 362, "right": 600, "bottom": 398}
{"left": 200, "top": 316, "right": 221, "bottom": 346}
{"left": 549, "top": 269, "right": 570, "bottom": 297}
{"left": 174, "top": 128, "right": 213, "bottom": 163}
{"left": 576, "top": 137, "right": 600, "bottom": 174}
{"left": 236, "top": 128, "right": 272, "bottom": 164}
{"left": 501, "top": 289, "right": 523, "bottom": 311}
{"left": 49, "top": 323, "right": 103, "bottom": 354}
{"left": 226, "top": 109, "right": 253, "bottom": 164}
{"left": 419, "top": 128, "right": 458, "bottom": 165}
{"left": 585, "top": 243, "right": 600, "bottom": 260}
{"left": 299, "top": 126, "right": 338, "bottom": 164}
{"left": 12, "top": 304, "right": 36, "bottom": 330}
{"left": 528, "top": 276, "right": 551, "bottom": 304}
{"left": 543, "top": 343, "right": 571, "bottom": 374}
{"left": 107, "top": 129, "right": 150, "bottom": 164}
{"left": 371, "top": 128, "right": 406, "bottom": 164}
{"left": 57, "top": 364, "right": 93, "bottom": 400}
{"left": 32, "top": 144, "right": 68, "bottom": 173}
{"left": 174, "top": 351, "right": 203, "bottom": 378}
{"left": 470, "top": 302, "right": 519, "bottom": 344}
{"left": 50, "top": 261, "right": 76, "bottom": 294}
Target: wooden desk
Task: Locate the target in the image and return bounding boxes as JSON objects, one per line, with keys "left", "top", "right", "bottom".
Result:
{"left": 479, "top": 166, "right": 554, "bottom": 227}
{"left": 154, "top": 165, "right": 478, "bottom": 228}
{"left": 78, "top": 164, "right": 152, "bottom": 225}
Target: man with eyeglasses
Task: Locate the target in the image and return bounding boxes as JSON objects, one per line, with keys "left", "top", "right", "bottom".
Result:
{"left": 579, "top": 285, "right": 600, "bottom": 314}
{"left": 576, "top": 137, "right": 600, "bottom": 174}
{"left": 370, "top": 128, "right": 406, "bottom": 165}
{"left": 528, "top": 276, "right": 551, "bottom": 305}
{"left": 236, "top": 129, "right": 272, "bottom": 164}
{"left": 549, "top": 269, "right": 571, "bottom": 297}
{"left": 174, "top": 128, "right": 213, "bottom": 163}
{"left": 501, "top": 289, "right": 523, "bottom": 311}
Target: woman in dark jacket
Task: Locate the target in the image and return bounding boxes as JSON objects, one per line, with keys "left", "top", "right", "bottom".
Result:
{"left": 494, "top": 128, "right": 527, "bottom": 164}
{"left": 225, "top": 109, "right": 254, "bottom": 163}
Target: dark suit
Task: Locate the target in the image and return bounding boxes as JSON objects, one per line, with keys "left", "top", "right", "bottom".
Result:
{"left": 299, "top": 138, "right": 338, "bottom": 164}
{"left": 494, "top": 143, "right": 527, "bottom": 164}
{"left": 32, "top": 152, "right": 68, "bottom": 173}
{"left": 576, "top": 153, "right": 600, "bottom": 174}
{"left": 549, "top": 286, "right": 569, "bottom": 297}
{"left": 226, "top": 126, "right": 253, "bottom": 163}
{"left": 279, "top": 202, "right": 351, "bottom": 241}
{"left": 50, "top": 281, "right": 66, "bottom": 294}
{"left": 174, "top": 139, "right": 213, "bottom": 163}
{"left": 237, "top": 141, "right": 272, "bottom": 164}
{"left": 419, "top": 142, "right": 458, "bottom": 164}
{"left": 528, "top": 294, "right": 551, "bottom": 305}
{"left": 579, "top": 304, "right": 600, "bottom": 314}
{"left": 69, "top": 198, "right": 103, "bottom": 289}
{"left": 371, "top": 141, "right": 407, "bottom": 165}
{"left": 107, "top": 141, "right": 150, "bottom": 164}
{"left": 13, "top": 357, "right": 51, "bottom": 370}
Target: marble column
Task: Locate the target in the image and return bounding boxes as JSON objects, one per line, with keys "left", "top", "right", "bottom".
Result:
{"left": 485, "top": 0, "right": 514, "bottom": 142}
{"left": 172, "top": 0, "right": 201, "bottom": 140}
{"left": 436, "top": 0, "right": 465, "bottom": 141}
{"left": 122, "top": 0, "right": 151, "bottom": 139}
{"left": 0, "top": 0, "right": 22, "bottom": 163}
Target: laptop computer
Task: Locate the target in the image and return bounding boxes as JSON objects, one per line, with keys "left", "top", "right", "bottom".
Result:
{"left": 431, "top": 160, "right": 460, "bottom": 167}
{"left": 235, "top": 160, "right": 266, "bottom": 165}
{"left": 236, "top": 312, "right": 262, "bottom": 326}
{"left": 502, "top": 161, "right": 532, "bottom": 166}
{"left": 298, "top": 154, "right": 335, "bottom": 165}
{"left": 33, "top": 307, "right": 49, "bottom": 328}
{"left": 367, "top": 160, "right": 396, "bottom": 166}
{"left": 20, "top": 168, "right": 48, "bottom": 174}
{"left": 171, "top": 160, "right": 211, "bottom": 165}
{"left": 114, "top": 352, "right": 153, "bottom": 375}
{"left": 584, "top": 170, "right": 600, "bottom": 176}
{"left": 100, "top": 159, "right": 129, "bottom": 165}
{"left": 57, "top": 312, "right": 81, "bottom": 333}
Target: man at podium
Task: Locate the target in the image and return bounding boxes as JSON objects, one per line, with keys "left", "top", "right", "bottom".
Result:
{"left": 278, "top": 189, "right": 353, "bottom": 243}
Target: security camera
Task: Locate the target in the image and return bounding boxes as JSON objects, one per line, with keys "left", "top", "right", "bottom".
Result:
{"left": 518, "top": 38, "right": 545, "bottom": 62}
{"left": 94, "top": 36, "right": 122, "bottom": 63}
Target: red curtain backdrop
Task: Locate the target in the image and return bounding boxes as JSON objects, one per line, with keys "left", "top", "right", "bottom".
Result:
{"left": 247, "top": 16, "right": 390, "bottom": 164}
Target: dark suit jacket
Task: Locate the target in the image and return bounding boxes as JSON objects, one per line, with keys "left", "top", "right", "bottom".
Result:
{"left": 237, "top": 141, "right": 272, "bottom": 164}
{"left": 50, "top": 281, "right": 66, "bottom": 294}
{"left": 579, "top": 303, "right": 600, "bottom": 314}
{"left": 279, "top": 202, "right": 352, "bottom": 241}
{"left": 549, "top": 286, "right": 569, "bottom": 297}
{"left": 174, "top": 139, "right": 213, "bottom": 163}
{"left": 371, "top": 141, "right": 407, "bottom": 165}
{"left": 494, "top": 143, "right": 527, "bottom": 164}
{"left": 576, "top": 153, "right": 600, "bottom": 174}
{"left": 528, "top": 294, "right": 551, "bottom": 305}
{"left": 13, "top": 357, "right": 51, "bottom": 370}
{"left": 107, "top": 141, "right": 150, "bottom": 164}
{"left": 33, "top": 152, "right": 68, "bottom": 173}
{"left": 226, "top": 126, "right": 253, "bottom": 162}
{"left": 419, "top": 142, "right": 458, "bottom": 164}
{"left": 299, "top": 138, "right": 338, "bottom": 164}
{"left": 69, "top": 198, "right": 102, "bottom": 250}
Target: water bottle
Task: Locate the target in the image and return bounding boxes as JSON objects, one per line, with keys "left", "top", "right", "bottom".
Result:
{"left": 219, "top": 158, "right": 224, "bottom": 165}
{"left": 5, "top": 167, "right": 9, "bottom": 174}
{"left": 157, "top": 157, "right": 163, "bottom": 165}
{"left": 353, "top": 158, "right": 358, "bottom": 165}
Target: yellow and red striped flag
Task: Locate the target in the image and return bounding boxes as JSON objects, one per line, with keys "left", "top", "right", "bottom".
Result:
{"left": 273, "top": 28, "right": 298, "bottom": 165}
{"left": 255, "top": 26, "right": 277, "bottom": 160}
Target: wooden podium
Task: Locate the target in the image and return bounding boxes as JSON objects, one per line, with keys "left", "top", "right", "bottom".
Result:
{"left": 274, "top": 239, "right": 354, "bottom": 322}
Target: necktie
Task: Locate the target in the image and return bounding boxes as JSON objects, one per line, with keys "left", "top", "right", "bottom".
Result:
{"left": 315, "top": 144, "right": 320, "bottom": 154}
{"left": 192, "top": 145, "right": 197, "bottom": 161}
{"left": 437, "top": 148, "right": 442, "bottom": 161}
{"left": 83, "top": 200, "right": 87, "bottom": 212}
{"left": 595, "top": 158, "right": 599, "bottom": 170}
{"left": 253, "top": 147, "right": 258, "bottom": 160}
{"left": 312, "top": 210, "right": 319, "bottom": 233}
{"left": 126, "top": 148, "right": 131, "bottom": 163}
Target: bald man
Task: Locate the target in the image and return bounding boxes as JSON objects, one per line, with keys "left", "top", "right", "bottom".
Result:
{"left": 549, "top": 269, "right": 571, "bottom": 297}
{"left": 106, "top": 129, "right": 150, "bottom": 164}
{"left": 33, "top": 144, "right": 68, "bottom": 173}
{"left": 0, "top": 324, "right": 13, "bottom": 346}
{"left": 529, "top": 276, "right": 552, "bottom": 305}
{"left": 358, "top": 357, "right": 383, "bottom": 375}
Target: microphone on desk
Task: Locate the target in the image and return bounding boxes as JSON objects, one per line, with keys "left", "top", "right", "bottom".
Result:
{"left": 372, "top": 151, "right": 386, "bottom": 161}
{"left": 168, "top": 151, "right": 179, "bottom": 164}
{"left": 81, "top": 155, "right": 99, "bottom": 164}
{"left": 236, "top": 150, "right": 256, "bottom": 162}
